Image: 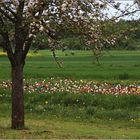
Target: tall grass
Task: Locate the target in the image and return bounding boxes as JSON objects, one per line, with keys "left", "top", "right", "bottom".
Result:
{"left": 0, "top": 89, "right": 140, "bottom": 121}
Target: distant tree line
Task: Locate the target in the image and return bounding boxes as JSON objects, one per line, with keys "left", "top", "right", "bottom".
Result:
{"left": 107, "top": 20, "right": 140, "bottom": 50}
{"left": 0, "top": 20, "right": 140, "bottom": 51}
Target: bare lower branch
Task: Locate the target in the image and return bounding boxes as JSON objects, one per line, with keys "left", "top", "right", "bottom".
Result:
{"left": 0, "top": 31, "right": 16, "bottom": 66}
{"left": 22, "top": 37, "right": 33, "bottom": 61}
{"left": 51, "top": 48, "right": 63, "bottom": 68}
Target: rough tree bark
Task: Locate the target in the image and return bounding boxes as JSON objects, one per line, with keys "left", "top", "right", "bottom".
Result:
{"left": 11, "top": 64, "right": 24, "bottom": 129}
{"left": 1, "top": 31, "right": 26, "bottom": 129}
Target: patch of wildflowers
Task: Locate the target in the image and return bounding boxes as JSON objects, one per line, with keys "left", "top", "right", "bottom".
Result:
{"left": 0, "top": 78, "right": 140, "bottom": 96}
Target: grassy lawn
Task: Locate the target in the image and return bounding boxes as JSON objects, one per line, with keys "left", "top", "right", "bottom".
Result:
{"left": 0, "top": 116, "right": 140, "bottom": 139}
{"left": 0, "top": 50, "right": 140, "bottom": 81}
{"left": 0, "top": 50, "right": 140, "bottom": 138}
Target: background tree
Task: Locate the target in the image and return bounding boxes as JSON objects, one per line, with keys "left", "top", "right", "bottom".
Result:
{"left": 0, "top": 0, "right": 139, "bottom": 129}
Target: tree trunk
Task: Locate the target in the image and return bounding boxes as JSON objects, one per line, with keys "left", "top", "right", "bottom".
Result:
{"left": 11, "top": 64, "right": 24, "bottom": 129}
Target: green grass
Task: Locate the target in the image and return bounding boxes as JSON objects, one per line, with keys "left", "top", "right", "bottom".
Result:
{"left": 1, "top": 89, "right": 140, "bottom": 120}
{"left": 0, "top": 89, "right": 140, "bottom": 139}
{"left": 0, "top": 50, "right": 140, "bottom": 81}
{"left": 0, "top": 50, "right": 140, "bottom": 138}
{"left": 0, "top": 116, "right": 140, "bottom": 139}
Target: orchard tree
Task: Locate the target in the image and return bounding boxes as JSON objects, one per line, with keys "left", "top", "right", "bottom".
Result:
{"left": 0, "top": 0, "right": 140, "bottom": 129}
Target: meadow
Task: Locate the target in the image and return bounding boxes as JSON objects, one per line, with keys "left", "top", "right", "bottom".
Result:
{"left": 0, "top": 50, "right": 140, "bottom": 81}
{"left": 0, "top": 50, "right": 140, "bottom": 139}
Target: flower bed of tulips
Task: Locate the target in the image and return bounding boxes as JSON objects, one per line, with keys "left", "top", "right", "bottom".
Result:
{"left": 0, "top": 78, "right": 140, "bottom": 96}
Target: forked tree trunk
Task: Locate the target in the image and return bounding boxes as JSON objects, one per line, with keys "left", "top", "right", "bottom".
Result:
{"left": 11, "top": 64, "right": 24, "bottom": 129}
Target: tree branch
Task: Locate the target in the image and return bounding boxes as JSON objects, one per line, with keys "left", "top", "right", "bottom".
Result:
{"left": 51, "top": 48, "right": 63, "bottom": 68}
{"left": 2, "top": 4, "right": 17, "bottom": 18}
{"left": 0, "top": 16, "right": 4, "bottom": 25}
{"left": 16, "top": 0, "right": 25, "bottom": 20}
{"left": 0, "top": 8, "right": 15, "bottom": 22}
{"left": 0, "top": 31, "right": 16, "bottom": 66}
{"left": 22, "top": 37, "right": 33, "bottom": 61}
{"left": 115, "top": 9, "right": 140, "bottom": 19}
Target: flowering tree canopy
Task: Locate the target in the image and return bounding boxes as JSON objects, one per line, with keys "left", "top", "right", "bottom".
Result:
{"left": 0, "top": 0, "right": 139, "bottom": 63}
{"left": 0, "top": 0, "right": 140, "bottom": 129}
